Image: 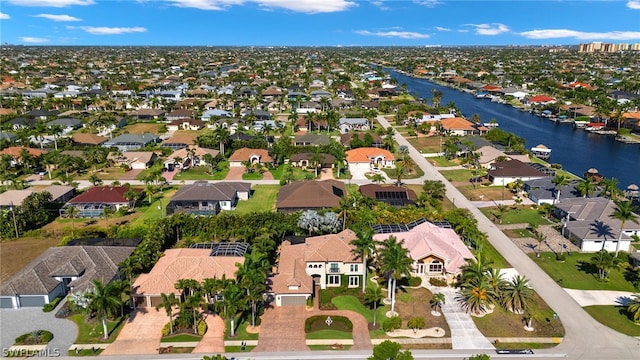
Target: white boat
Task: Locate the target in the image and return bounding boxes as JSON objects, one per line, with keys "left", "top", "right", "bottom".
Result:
{"left": 531, "top": 144, "right": 552, "bottom": 160}
{"left": 483, "top": 122, "right": 499, "bottom": 128}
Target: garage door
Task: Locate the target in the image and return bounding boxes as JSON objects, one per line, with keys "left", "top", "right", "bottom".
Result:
{"left": 0, "top": 297, "right": 15, "bottom": 309}
{"left": 281, "top": 295, "right": 307, "bottom": 306}
{"left": 18, "top": 295, "right": 46, "bottom": 307}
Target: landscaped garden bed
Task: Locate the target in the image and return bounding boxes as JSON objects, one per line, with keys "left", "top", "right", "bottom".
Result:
{"left": 305, "top": 315, "right": 353, "bottom": 339}
{"left": 14, "top": 330, "right": 53, "bottom": 345}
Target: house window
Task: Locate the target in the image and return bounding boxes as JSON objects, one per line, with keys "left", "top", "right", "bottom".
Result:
{"left": 327, "top": 275, "right": 340, "bottom": 286}
{"left": 329, "top": 263, "right": 340, "bottom": 273}
{"left": 429, "top": 260, "right": 443, "bottom": 273}
{"left": 350, "top": 264, "right": 359, "bottom": 272}
{"left": 201, "top": 201, "right": 208, "bottom": 207}
{"left": 349, "top": 276, "right": 359, "bottom": 288}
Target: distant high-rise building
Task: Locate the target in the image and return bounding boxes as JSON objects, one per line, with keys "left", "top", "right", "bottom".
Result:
{"left": 579, "top": 41, "right": 639, "bottom": 52}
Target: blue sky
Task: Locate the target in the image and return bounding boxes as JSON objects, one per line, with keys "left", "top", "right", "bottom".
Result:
{"left": 1, "top": 0, "right": 640, "bottom": 46}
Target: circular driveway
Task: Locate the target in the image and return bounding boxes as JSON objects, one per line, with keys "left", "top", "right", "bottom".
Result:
{"left": 0, "top": 307, "right": 78, "bottom": 355}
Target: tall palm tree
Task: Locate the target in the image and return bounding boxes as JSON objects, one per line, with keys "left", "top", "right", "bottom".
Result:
{"left": 577, "top": 177, "right": 596, "bottom": 198}
{"left": 460, "top": 252, "right": 494, "bottom": 285}
{"left": 610, "top": 200, "right": 639, "bottom": 257}
{"left": 551, "top": 174, "right": 570, "bottom": 204}
{"left": 118, "top": 256, "right": 142, "bottom": 309}
{"left": 184, "top": 291, "right": 206, "bottom": 334}
{"left": 626, "top": 293, "right": 640, "bottom": 323}
{"left": 350, "top": 228, "right": 375, "bottom": 292}
{"left": 378, "top": 236, "right": 413, "bottom": 315}
{"left": 503, "top": 275, "right": 534, "bottom": 314}
{"left": 591, "top": 249, "right": 617, "bottom": 281}
{"left": 601, "top": 177, "right": 620, "bottom": 200}
{"left": 458, "top": 277, "right": 495, "bottom": 315}
{"left": 222, "top": 283, "right": 247, "bottom": 337}
{"left": 486, "top": 268, "right": 507, "bottom": 304}
{"left": 86, "top": 280, "right": 121, "bottom": 340}
{"left": 65, "top": 206, "right": 79, "bottom": 236}
{"left": 155, "top": 293, "right": 179, "bottom": 335}
{"left": 364, "top": 286, "right": 384, "bottom": 326}
{"left": 371, "top": 173, "right": 385, "bottom": 184}
{"left": 430, "top": 292, "right": 446, "bottom": 316}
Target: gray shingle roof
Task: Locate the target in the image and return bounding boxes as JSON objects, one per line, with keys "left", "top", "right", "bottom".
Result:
{"left": 170, "top": 181, "right": 251, "bottom": 202}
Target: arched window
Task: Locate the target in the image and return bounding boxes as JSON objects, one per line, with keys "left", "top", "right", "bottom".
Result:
{"left": 429, "top": 259, "right": 443, "bottom": 273}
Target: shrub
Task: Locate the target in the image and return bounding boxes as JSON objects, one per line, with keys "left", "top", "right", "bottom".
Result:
{"left": 429, "top": 277, "right": 448, "bottom": 287}
{"left": 408, "top": 130, "right": 417, "bottom": 137}
{"left": 43, "top": 296, "right": 62, "bottom": 312}
{"left": 197, "top": 319, "right": 207, "bottom": 336}
{"left": 382, "top": 316, "right": 402, "bottom": 332}
{"left": 161, "top": 322, "right": 172, "bottom": 337}
{"left": 556, "top": 254, "right": 566, "bottom": 262}
{"left": 408, "top": 276, "right": 422, "bottom": 287}
{"left": 407, "top": 317, "right": 425, "bottom": 332}
{"left": 40, "top": 331, "right": 53, "bottom": 343}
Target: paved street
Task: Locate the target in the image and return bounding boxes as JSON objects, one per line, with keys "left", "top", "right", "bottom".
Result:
{"left": 376, "top": 115, "right": 640, "bottom": 359}
{"left": 0, "top": 307, "right": 78, "bottom": 355}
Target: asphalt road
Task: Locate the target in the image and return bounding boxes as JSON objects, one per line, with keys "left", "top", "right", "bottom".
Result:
{"left": 376, "top": 115, "right": 640, "bottom": 360}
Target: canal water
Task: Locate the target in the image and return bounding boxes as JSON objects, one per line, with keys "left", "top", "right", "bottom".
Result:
{"left": 386, "top": 69, "right": 640, "bottom": 189}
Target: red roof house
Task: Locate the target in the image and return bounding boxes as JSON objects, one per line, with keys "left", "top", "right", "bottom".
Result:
{"left": 65, "top": 186, "right": 141, "bottom": 217}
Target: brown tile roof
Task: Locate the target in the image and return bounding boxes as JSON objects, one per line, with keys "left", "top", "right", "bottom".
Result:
{"left": 68, "top": 186, "right": 139, "bottom": 205}
{"left": 0, "top": 146, "right": 47, "bottom": 158}
{"left": 345, "top": 147, "right": 394, "bottom": 163}
{"left": 270, "top": 244, "right": 313, "bottom": 294}
{"left": 162, "top": 132, "right": 198, "bottom": 145}
{"left": 0, "top": 246, "right": 135, "bottom": 296}
{"left": 276, "top": 180, "right": 345, "bottom": 211}
{"left": 72, "top": 133, "right": 108, "bottom": 145}
{"left": 132, "top": 248, "right": 244, "bottom": 296}
{"left": 228, "top": 147, "right": 273, "bottom": 163}
{"left": 488, "top": 160, "right": 546, "bottom": 177}
{"left": 440, "top": 117, "right": 488, "bottom": 131}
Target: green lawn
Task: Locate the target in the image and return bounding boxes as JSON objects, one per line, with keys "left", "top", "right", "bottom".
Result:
{"left": 331, "top": 295, "right": 387, "bottom": 324}
{"left": 69, "top": 314, "right": 126, "bottom": 344}
{"left": 173, "top": 163, "right": 229, "bottom": 181}
{"left": 308, "top": 345, "right": 352, "bottom": 350}
{"left": 235, "top": 185, "right": 279, "bottom": 214}
{"left": 223, "top": 319, "right": 259, "bottom": 341}
{"left": 306, "top": 329, "right": 353, "bottom": 340}
{"left": 130, "top": 190, "right": 175, "bottom": 226}
{"left": 480, "top": 207, "right": 552, "bottom": 225}
{"left": 382, "top": 166, "right": 424, "bottom": 180}
{"left": 531, "top": 252, "right": 637, "bottom": 291}
{"left": 242, "top": 172, "right": 263, "bottom": 180}
{"left": 68, "top": 348, "right": 103, "bottom": 356}
{"left": 427, "top": 157, "right": 460, "bottom": 167}
{"left": 161, "top": 334, "right": 202, "bottom": 342}
{"left": 583, "top": 305, "right": 640, "bottom": 336}
{"left": 477, "top": 239, "right": 511, "bottom": 269}
{"left": 270, "top": 164, "right": 307, "bottom": 180}
{"left": 225, "top": 345, "right": 256, "bottom": 352}
{"left": 440, "top": 169, "right": 475, "bottom": 182}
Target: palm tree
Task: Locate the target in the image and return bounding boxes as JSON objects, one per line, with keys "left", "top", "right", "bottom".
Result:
{"left": 110, "top": 279, "right": 131, "bottom": 317}
{"left": 378, "top": 236, "right": 413, "bottom": 315}
{"left": 591, "top": 249, "right": 617, "bottom": 281}
{"left": 155, "top": 293, "right": 179, "bottom": 335}
{"left": 486, "top": 268, "right": 507, "bottom": 304}
{"left": 460, "top": 252, "right": 494, "bottom": 285}
{"left": 371, "top": 173, "right": 385, "bottom": 184}
{"left": 551, "top": 174, "right": 570, "bottom": 204}
{"left": 102, "top": 206, "right": 114, "bottom": 227}
{"left": 222, "top": 283, "right": 247, "bottom": 337}
{"left": 626, "top": 293, "right": 640, "bottom": 323}
{"left": 534, "top": 232, "right": 545, "bottom": 257}
{"left": 429, "top": 292, "right": 446, "bottom": 316}
{"left": 350, "top": 228, "right": 375, "bottom": 292}
{"left": 65, "top": 206, "right": 79, "bottom": 236}
{"left": 601, "top": 177, "right": 620, "bottom": 200}
{"left": 458, "top": 277, "right": 495, "bottom": 315}
{"left": 577, "top": 177, "right": 596, "bottom": 198}
{"left": 364, "top": 286, "right": 384, "bottom": 326}
{"left": 118, "top": 256, "right": 142, "bottom": 309}
{"left": 184, "top": 291, "right": 206, "bottom": 334}
{"left": 610, "top": 200, "right": 639, "bottom": 257}
{"left": 503, "top": 275, "right": 534, "bottom": 314}
{"left": 86, "top": 280, "right": 121, "bottom": 340}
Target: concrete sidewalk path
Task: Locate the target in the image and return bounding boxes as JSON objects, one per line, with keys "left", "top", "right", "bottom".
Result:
{"left": 563, "top": 289, "right": 636, "bottom": 307}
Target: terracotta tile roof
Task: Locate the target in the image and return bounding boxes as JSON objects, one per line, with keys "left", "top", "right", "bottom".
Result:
{"left": 528, "top": 95, "right": 556, "bottom": 103}
{"left": 345, "top": 147, "right": 394, "bottom": 163}
{"left": 373, "top": 222, "right": 474, "bottom": 274}
{"left": 72, "top": 133, "right": 108, "bottom": 145}
{"left": 0, "top": 146, "right": 47, "bottom": 158}
{"left": 133, "top": 248, "right": 243, "bottom": 296}
{"left": 303, "top": 229, "right": 358, "bottom": 263}
{"left": 162, "top": 132, "right": 198, "bottom": 145}
{"left": 67, "top": 186, "right": 139, "bottom": 205}
{"left": 440, "top": 117, "right": 488, "bottom": 131}
{"left": 228, "top": 147, "right": 273, "bottom": 163}
{"left": 167, "top": 146, "right": 219, "bottom": 160}
{"left": 276, "top": 180, "right": 345, "bottom": 211}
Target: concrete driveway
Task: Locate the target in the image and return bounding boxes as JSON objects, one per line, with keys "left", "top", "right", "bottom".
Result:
{"left": 0, "top": 307, "right": 78, "bottom": 355}
{"left": 101, "top": 308, "right": 167, "bottom": 355}
{"left": 563, "top": 289, "right": 636, "bottom": 307}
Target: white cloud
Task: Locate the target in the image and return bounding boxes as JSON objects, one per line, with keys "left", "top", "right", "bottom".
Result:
{"left": 19, "top": 36, "right": 49, "bottom": 43}
{"left": 457, "top": 29, "right": 469, "bottom": 33}
{"left": 627, "top": 1, "right": 640, "bottom": 9}
{"left": 7, "top": 0, "right": 95, "bottom": 7}
{"left": 169, "top": 0, "right": 355, "bottom": 13}
{"left": 370, "top": 1, "right": 389, "bottom": 11}
{"left": 0, "top": 12, "right": 10, "bottom": 20}
{"left": 34, "top": 13, "right": 81, "bottom": 21}
{"left": 356, "top": 30, "right": 430, "bottom": 39}
{"left": 435, "top": 26, "right": 451, "bottom": 32}
{"left": 520, "top": 29, "right": 640, "bottom": 41}
{"left": 73, "top": 26, "right": 148, "bottom": 35}
{"left": 414, "top": 0, "right": 441, "bottom": 7}
{"left": 466, "top": 23, "right": 510, "bottom": 35}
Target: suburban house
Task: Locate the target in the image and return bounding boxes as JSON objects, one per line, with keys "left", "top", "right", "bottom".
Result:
{"left": 0, "top": 146, "right": 47, "bottom": 165}
{"left": 165, "top": 109, "right": 194, "bottom": 121}
{"left": 63, "top": 186, "right": 141, "bottom": 217}
{"left": 276, "top": 180, "right": 346, "bottom": 213}
{"left": 440, "top": 117, "right": 489, "bottom": 136}
{"left": 293, "top": 134, "right": 330, "bottom": 146}
{"left": 8, "top": 117, "right": 37, "bottom": 130}
{"left": 555, "top": 197, "right": 640, "bottom": 252}
{"left": 132, "top": 245, "right": 245, "bottom": 307}
{"left": 201, "top": 109, "right": 232, "bottom": 121}
{"left": 72, "top": 133, "right": 108, "bottom": 147}
{"left": 0, "top": 245, "right": 135, "bottom": 309}
{"left": 524, "top": 178, "right": 581, "bottom": 205}
{"left": 372, "top": 220, "right": 474, "bottom": 283}
{"left": 47, "top": 118, "right": 83, "bottom": 133}
{"left": 0, "top": 185, "right": 75, "bottom": 209}
{"left": 110, "top": 151, "right": 158, "bottom": 170}
{"left": 476, "top": 145, "right": 509, "bottom": 168}
{"left": 487, "top": 159, "right": 547, "bottom": 186}
{"left": 289, "top": 153, "right": 335, "bottom": 169}
{"left": 164, "top": 146, "right": 219, "bottom": 170}
{"left": 160, "top": 133, "right": 197, "bottom": 150}
{"left": 527, "top": 95, "right": 556, "bottom": 105}
{"left": 359, "top": 184, "right": 417, "bottom": 207}
{"left": 345, "top": 147, "right": 395, "bottom": 172}
{"left": 340, "top": 132, "right": 383, "bottom": 148}
{"left": 166, "top": 181, "right": 251, "bottom": 215}
{"left": 103, "top": 133, "right": 159, "bottom": 152}
{"left": 127, "top": 108, "right": 165, "bottom": 121}
{"left": 166, "top": 118, "right": 205, "bottom": 131}
{"left": 271, "top": 229, "right": 361, "bottom": 306}
{"left": 338, "top": 118, "right": 369, "bottom": 133}
{"left": 228, "top": 148, "right": 273, "bottom": 167}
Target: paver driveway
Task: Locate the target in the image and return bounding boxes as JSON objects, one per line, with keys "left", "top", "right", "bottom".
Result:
{"left": 192, "top": 313, "right": 225, "bottom": 354}
{"left": 101, "top": 308, "right": 167, "bottom": 355}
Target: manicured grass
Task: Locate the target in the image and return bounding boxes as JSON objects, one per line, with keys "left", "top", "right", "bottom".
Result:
{"left": 477, "top": 239, "right": 511, "bottom": 269}
{"left": 173, "top": 165, "right": 229, "bottom": 180}
{"left": 306, "top": 329, "right": 353, "bottom": 340}
{"left": 242, "top": 172, "right": 263, "bottom": 180}
{"left": 224, "top": 320, "right": 259, "bottom": 341}
{"left": 161, "top": 333, "right": 202, "bottom": 342}
{"left": 503, "top": 228, "right": 535, "bottom": 238}
{"left": 427, "top": 156, "right": 460, "bottom": 167}
{"left": 406, "top": 136, "right": 443, "bottom": 153}
{"left": 308, "top": 345, "right": 352, "bottom": 350}
{"left": 225, "top": 345, "right": 256, "bottom": 352}
{"left": 480, "top": 206, "right": 552, "bottom": 225}
{"left": 531, "top": 252, "right": 637, "bottom": 291}
{"left": 68, "top": 348, "right": 103, "bottom": 356}
{"left": 440, "top": 169, "right": 475, "bottom": 182}
{"left": 331, "top": 295, "right": 386, "bottom": 324}
{"left": 76, "top": 167, "right": 126, "bottom": 180}
{"left": 472, "top": 293, "right": 564, "bottom": 338}
{"left": 161, "top": 347, "right": 193, "bottom": 353}
{"left": 583, "top": 305, "right": 640, "bottom": 336}
{"left": 130, "top": 190, "right": 175, "bottom": 226}
{"left": 382, "top": 166, "right": 424, "bottom": 180}
{"left": 235, "top": 185, "right": 279, "bottom": 214}
{"left": 69, "top": 314, "right": 126, "bottom": 344}
{"left": 270, "top": 164, "right": 308, "bottom": 180}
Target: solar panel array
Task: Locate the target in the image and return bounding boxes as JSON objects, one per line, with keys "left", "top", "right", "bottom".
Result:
{"left": 188, "top": 242, "right": 249, "bottom": 257}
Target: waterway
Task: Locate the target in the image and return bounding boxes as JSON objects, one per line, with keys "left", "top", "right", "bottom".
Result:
{"left": 386, "top": 69, "right": 640, "bottom": 189}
